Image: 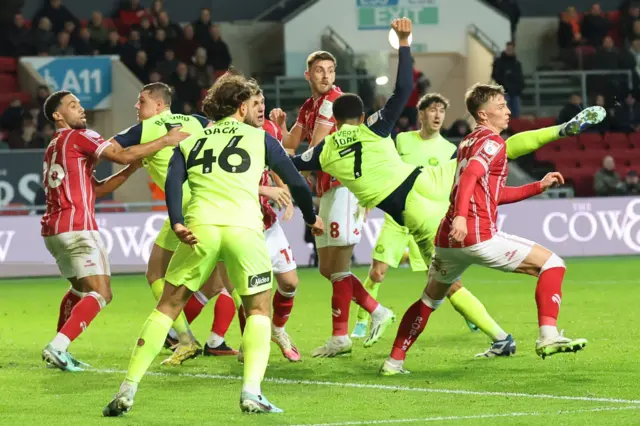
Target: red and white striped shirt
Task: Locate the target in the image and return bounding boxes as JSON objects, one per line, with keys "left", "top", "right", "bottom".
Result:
{"left": 260, "top": 120, "right": 283, "bottom": 230}
{"left": 295, "top": 86, "right": 343, "bottom": 197}
{"left": 41, "top": 128, "right": 112, "bottom": 236}
{"left": 436, "top": 126, "right": 508, "bottom": 248}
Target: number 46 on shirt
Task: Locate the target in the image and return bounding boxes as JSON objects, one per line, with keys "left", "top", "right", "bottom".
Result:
{"left": 187, "top": 135, "right": 251, "bottom": 174}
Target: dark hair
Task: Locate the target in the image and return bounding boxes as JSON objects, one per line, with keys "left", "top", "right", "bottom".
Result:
{"left": 43, "top": 90, "right": 72, "bottom": 122}
{"left": 464, "top": 83, "right": 505, "bottom": 120}
{"left": 417, "top": 93, "right": 450, "bottom": 111}
{"left": 333, "top": 93, "right": 364, "bottom": 122}
{"left": 306, "top": 51, "right": 337, "bottom": 71}
{"left": 141, "top": 82, "right": 172, "bottom": 106}
{"left": 201, "top": 69, "right": 252, "bottom": 121}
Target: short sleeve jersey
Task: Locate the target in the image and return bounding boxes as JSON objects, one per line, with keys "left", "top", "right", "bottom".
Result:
{"left": 318, "top": 123, "right": 416, "bottom": 209}
{"left": 295, "top": 86, "right": 343, "bottom": 197}
{"left": 178, "top": 117, "right": 267, "bottom": 231}
{"left": 114, "top": 110, "right": 208, "bottom": 209}
{"left": 436, "top": 126, "right": 508, "bottom": 248}
{"left": 41, "top": 128, "right": 112, "bottom": 236}
{"left": 396, "top": 131, "right": 457, "bottom": 170}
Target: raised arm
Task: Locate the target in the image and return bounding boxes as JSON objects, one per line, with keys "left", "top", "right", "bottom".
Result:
{"left": 367, "top": 18, "right": 414, "bottom": 138}
{"left": 264, "top": 133, "right": 323, "bottom": 234}
{"left": 500, "top": 172, "right": 564, "bottom": 205}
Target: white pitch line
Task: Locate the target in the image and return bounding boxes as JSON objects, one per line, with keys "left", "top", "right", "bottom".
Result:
{"left": 290, "top": 405, "right": 640, "bottom": 426}
{"left": 92, "top": 368, "right": 640, "bottom": 405}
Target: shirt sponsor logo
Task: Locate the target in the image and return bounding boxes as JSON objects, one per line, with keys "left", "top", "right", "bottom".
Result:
{"left": 248, "top": 271, "right": 272, "bottom": 288}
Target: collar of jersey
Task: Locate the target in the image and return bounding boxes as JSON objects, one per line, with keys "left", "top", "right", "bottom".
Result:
{"left": 217, "top": 116, "right": 239, "bottom": 124}
{"left": 155, "top": 109, "right": 172, "bottom": 119}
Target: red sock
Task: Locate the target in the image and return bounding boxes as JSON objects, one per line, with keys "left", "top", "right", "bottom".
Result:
{"left": 350, "top": 274, "right": 380, "bottom": 314}
{"left": 59, "top": 293, "right": 103, "bottom": 342}
{"left": 56, "top": 289, "right": 82, "bottom": 332}
{"left": 331, "top": 275, "right": 353, "bottom": 336}
{"left": 183, "top": 293, "right": 207, "bottom": 324}
{"left": 390, "top": 300, "right": 433, "bottom": 361}
{"left": 238, "top": 305, "right": 246, "bottom": 335}
{"left": 211, "top": 292, "right": 235, "bottom": 337}
{"left": 535, "top": 267, "right": 564, "bottom": 326}
{"left": 272, "top": 289, "right": 295, "bottom": 328}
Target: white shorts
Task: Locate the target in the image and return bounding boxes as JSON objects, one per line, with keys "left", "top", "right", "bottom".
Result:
{"left": 265, "top": 220, "right": 297, "bottom": 274}
{"left": 315, "top": 186, "right": 364, "bottom": 249}
{"left": 429, "top": 232, "right": 535, "bottom": 284}
{"left": 44, "top": 230, "right": 111, "bottom": 279}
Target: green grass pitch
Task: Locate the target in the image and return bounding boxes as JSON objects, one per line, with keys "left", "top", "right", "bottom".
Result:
{"left": 1, "top": 257, "right": 640, "bottom": 425}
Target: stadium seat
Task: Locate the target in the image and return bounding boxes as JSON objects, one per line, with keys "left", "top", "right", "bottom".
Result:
{"left": 533, "top": 116, "right": 556, "bottom": 129}
{"left": 604, "top": 132, "right": 630, "bottom": 148}
{"left": 509, "top": 118, "right": 535, "bottom": 134}
{"left": 0, "top": 74, "right": 20, "bottom": 93}
{"left": 578, "top": 132, "right": 603, "bottom": 146}
{"left": 0, "top": 57, "right": 17, "bottom": 73}
{"left": 627, "top": 132, "right": 640, "bottom": 148}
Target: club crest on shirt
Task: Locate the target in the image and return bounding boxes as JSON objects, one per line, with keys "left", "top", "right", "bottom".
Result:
{"left": 428, "top": 157, "right": 440, "bottom": 166}
{"left": 483, "top": 140, "right": 500, "bottom": 156}
{"left": 301, "top": 148, "right": 315, "bottom": 162}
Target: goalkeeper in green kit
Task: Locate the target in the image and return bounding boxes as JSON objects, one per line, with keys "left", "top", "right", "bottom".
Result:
{"left": 292, "top": 17, "right": 605, "bottom": 359}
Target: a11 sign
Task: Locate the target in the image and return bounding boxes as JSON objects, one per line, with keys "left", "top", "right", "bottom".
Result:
{"left": 20, "top": 56, "right": 113, "bottom": 110}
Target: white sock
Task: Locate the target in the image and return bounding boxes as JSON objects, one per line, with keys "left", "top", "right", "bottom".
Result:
{"left": 539, "top": 325, "right": 559, "bottom": 340}
{"left": 331, "top": 334, "right": 349, "bottom": 345}
{"left": 207, "top": 332, "right": 225, "bottom": 348}
{"left": 120, "top": 380, "right": 138, "bottom": 396}
{"left": 371, "top": 304, "right": 387, "bottom": 322}
{"left": 272, "top": 325, "right": 285, "bottom": 334}
{"left": 168, "top": 328, "right": 178, "bottom": 340}
{"left": 50, "top": 333, "right": 71, "bottom": 352}
{"left": 242, "top": 383, "right": 261, "bottom": 396}
{"left": 495, "top": 331, "right": 509, "bottom": 341}
{"left": 386, "top": 357, "right": 403, "bottom": 367}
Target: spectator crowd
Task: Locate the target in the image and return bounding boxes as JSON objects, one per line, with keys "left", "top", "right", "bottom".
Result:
{"left": 0, "top": 0, "right": 233, "bottom": 149}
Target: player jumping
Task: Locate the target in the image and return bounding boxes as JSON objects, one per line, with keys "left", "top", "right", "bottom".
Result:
{"left": 41, "top": 90, "right": 188, "bottom": 371}
{"left": 289, "top": 18, "right": 602, "bottom": 371}
{"left": 271, "top": 51, "right": 394, "bottom": 358}
{"left": 103, "top": 72, "right": 323, "bottom": 416}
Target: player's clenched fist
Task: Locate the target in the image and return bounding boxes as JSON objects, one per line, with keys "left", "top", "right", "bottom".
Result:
{"left": 540, "top": 172, "right": 565, "bottom": 191}
{"left": 308, "top": 215, "right": 325, "bottom": 236}
{"left": 269, "top": 108, "right": 287, "bottom": 131}
{"left": 392, "top": 17, "right": 412, "bottom": 44}
{"left": 449, "top": 216, "right": 467, "bottom": 244}
{"left": 173, "top": 223, "right": 198, "bottom": 246}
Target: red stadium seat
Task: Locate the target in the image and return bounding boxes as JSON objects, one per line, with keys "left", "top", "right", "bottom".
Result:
{"left": 578, "top": 132, "right": 603, "bottom": 145}
{"left": 627, "top": 132, "right": 640, "bottom": 148}
{"left": 0, "top": 57, "right": 17, "bottom": 73}
{"left": 509, "top": 118, "right": 535, "bottom": 134}
{"left": 604, "top": 132, "right": 630, "bottom": 148}
{"left": 0, "top": 92, "right": 32, "bottom": 114}
{"left": 0, "top": 74, "right": 20, "bottom": 93}
{"left": 533, "top": 117, "right": 556, "bottom": 129}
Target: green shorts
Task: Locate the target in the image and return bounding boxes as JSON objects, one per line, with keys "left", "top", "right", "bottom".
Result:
{"left": 372, "top": 214, "right": 427, "bottom": 271}
{"left": 155, "top": 218, "right": 181, "bottom": 252}
{"left": 165, "top": 225, "right": 272, "bottom": 296}
{"left": 401, "top": 172, "right": 452, "bottom": 267}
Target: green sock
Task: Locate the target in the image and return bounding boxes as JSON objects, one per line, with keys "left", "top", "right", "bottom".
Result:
{"left": 231, "top": 288, "right": 242, "bottom": 310}
{"left": 125, "top": 309, "right": 173, "bottom": 384}
{"left": 356, "top": 276, "right": 381, "bottom": 323}
{"left": 149, "top": 278, "right": 192, "bottom": 344}
{"left": 242, "top": 314, "right": 271, "bottom": 395}
{"left": 505, "top": 125, "right": 562, "bottom": 160}
{"left": 449, "top": 288, "right": 507, "bottom": 342}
